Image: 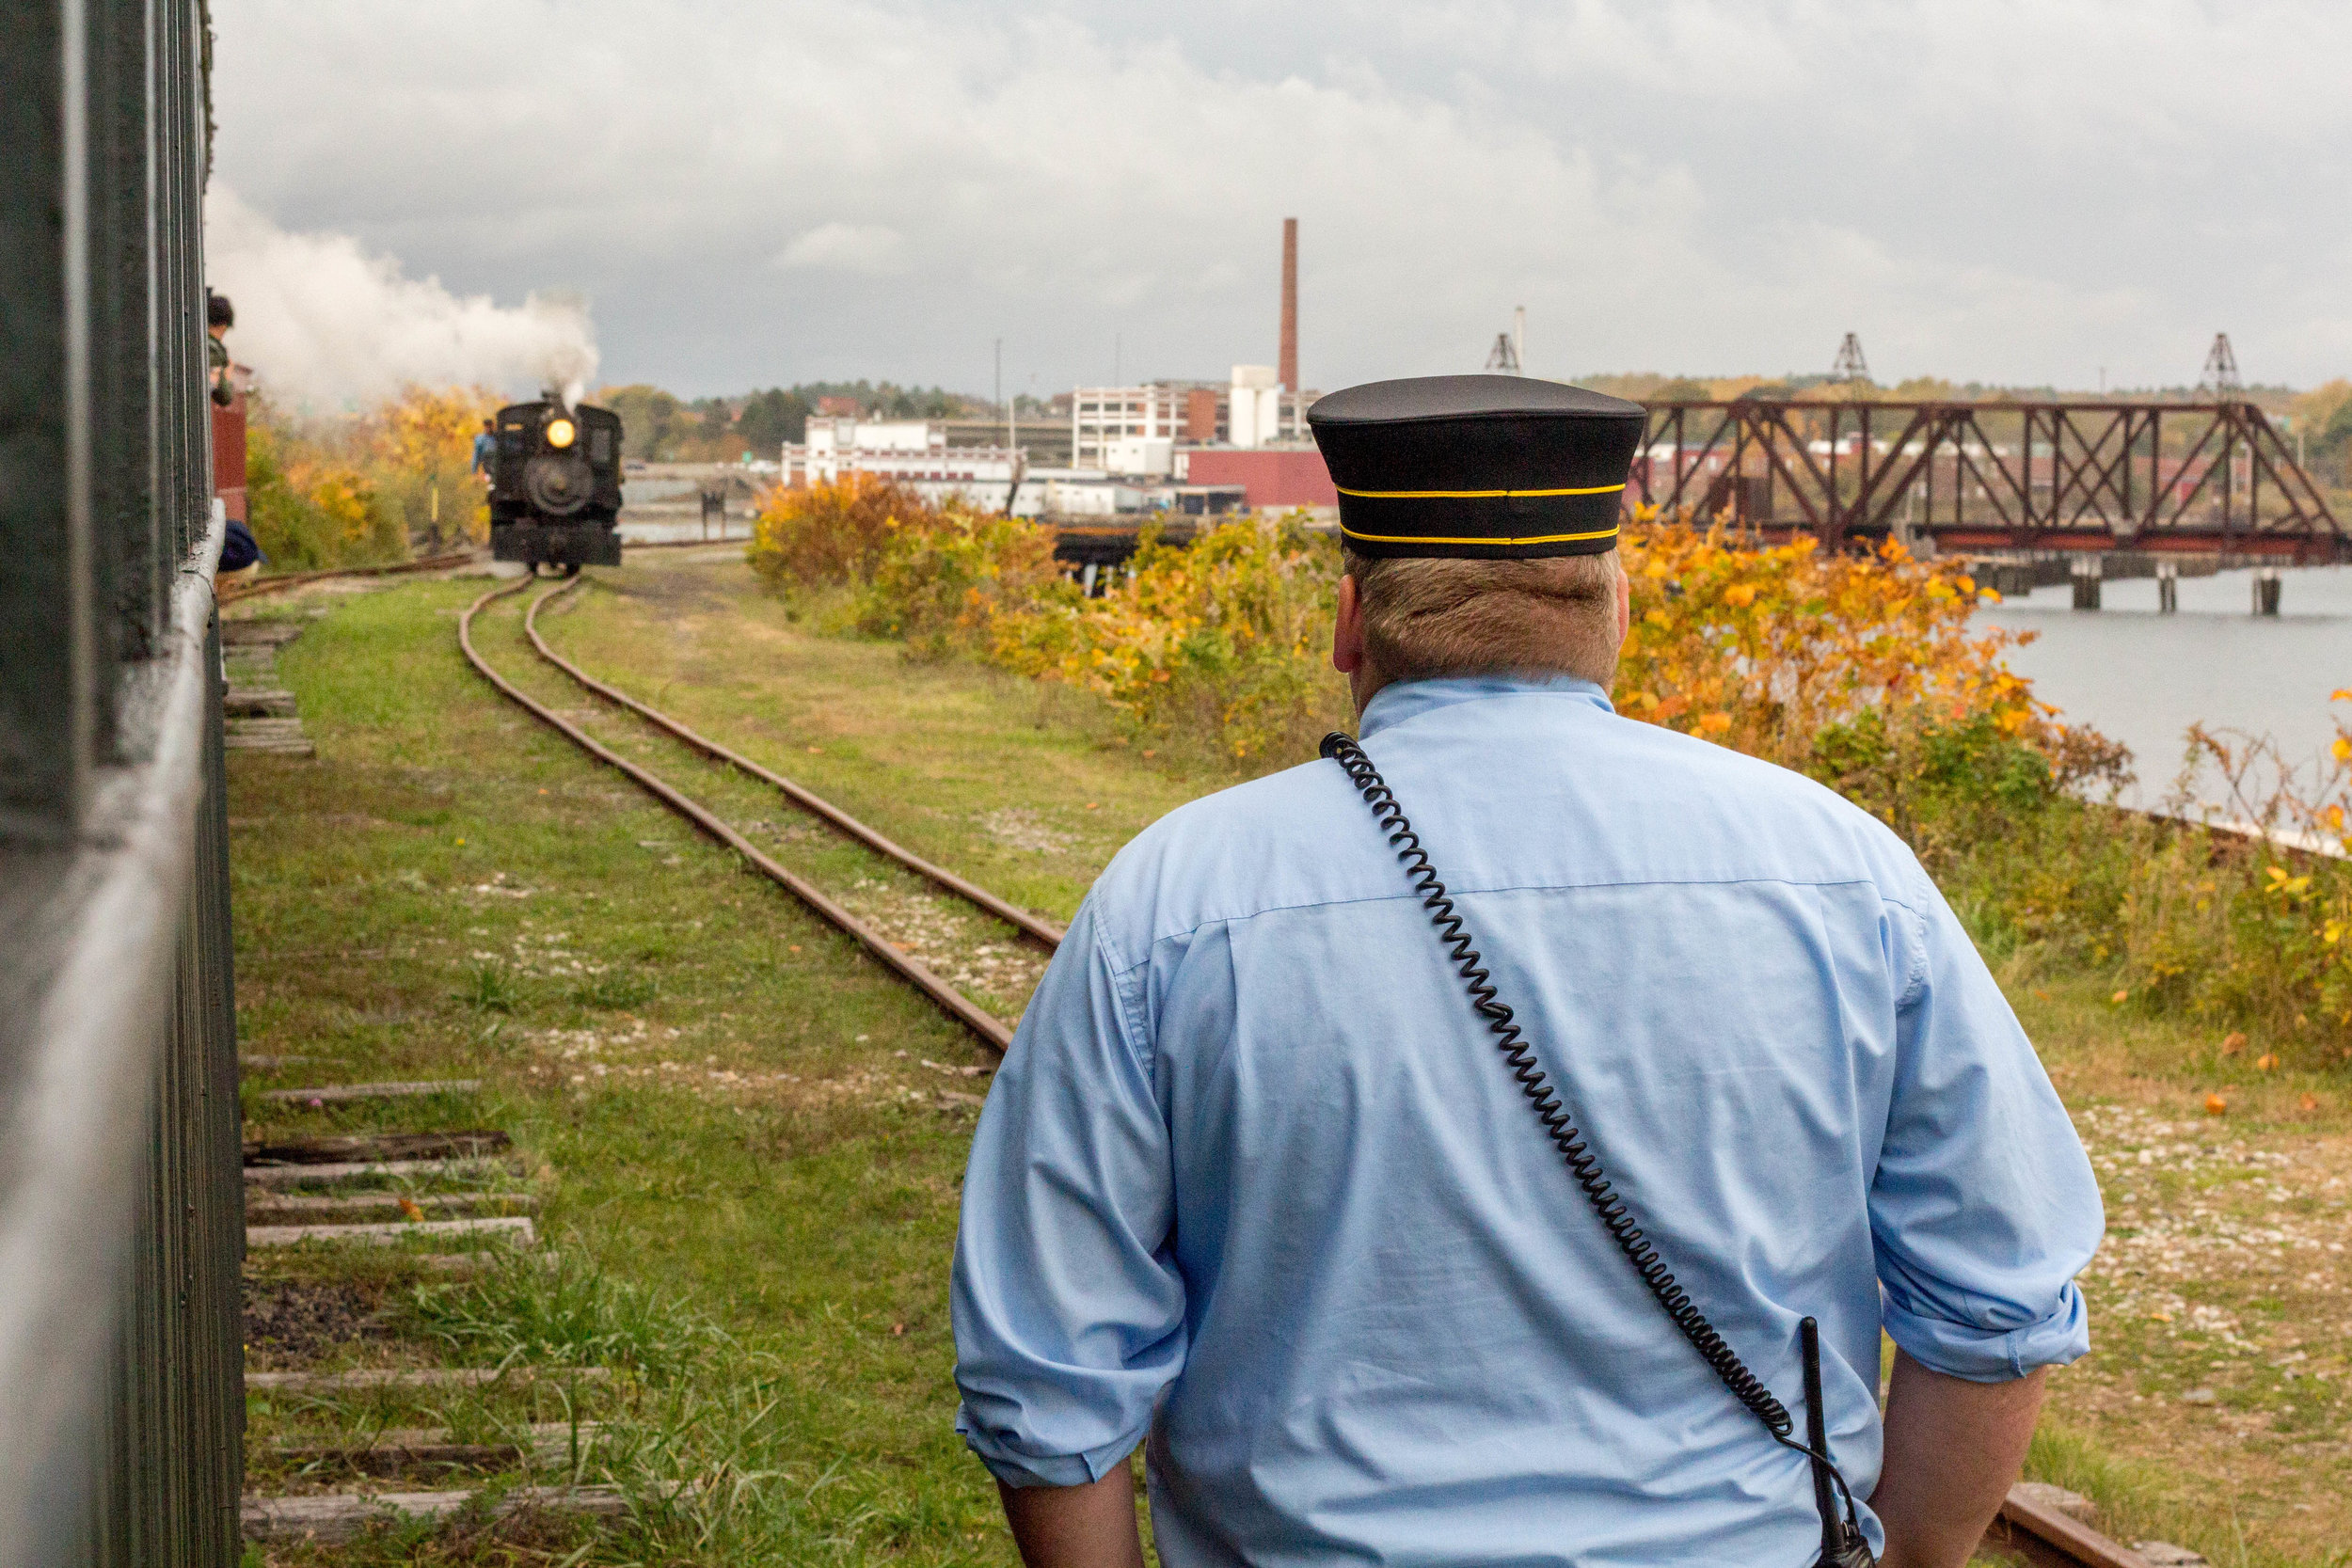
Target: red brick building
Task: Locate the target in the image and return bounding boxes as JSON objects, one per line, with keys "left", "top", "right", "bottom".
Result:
{"left": 1181, "top": 447, "right": 1337, "bottom": 510}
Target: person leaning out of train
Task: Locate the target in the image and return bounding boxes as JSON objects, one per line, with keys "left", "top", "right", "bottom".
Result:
{"left": 949, "top": 375, "right": 2104, "bottom": 1568}
{"left": 207, "top": 291, "right": 236, "bottom": 407}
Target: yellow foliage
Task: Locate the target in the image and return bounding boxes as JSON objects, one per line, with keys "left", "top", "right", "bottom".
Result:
{"left": 359, "top": 385, "right": 497, "bottom": 545}
{"left": 246, "top": 383, "right": 495, "bottom": 568}
{"left": 986, "top": 515, "right": 1344, "bottom": 766}
{"left": 1613, "top": 517, "right": 2045, "bottom": 768}
{"left": 747, "top": 475, "right": 923, "bottom": 589}
{"left": 368, "top": 386, "right": 494, "bottom": 476}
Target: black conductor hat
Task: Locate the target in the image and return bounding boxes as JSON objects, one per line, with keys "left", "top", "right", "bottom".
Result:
{"left": 1309, "top": 374, "right": 1645, "bottom": 559}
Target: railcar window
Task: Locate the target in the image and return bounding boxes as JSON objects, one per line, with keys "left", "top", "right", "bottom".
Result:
{"left": 590, "top": 428, "right": 612, "bottom": 463}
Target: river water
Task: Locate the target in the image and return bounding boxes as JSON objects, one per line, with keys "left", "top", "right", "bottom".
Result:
{"left": 1975, "top": 565, "right": 2352, "bottom": 811}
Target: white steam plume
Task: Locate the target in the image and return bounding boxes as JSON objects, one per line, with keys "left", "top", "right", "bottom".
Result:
{"left": 203, "top": 184, "right": 598, "bottom": 411}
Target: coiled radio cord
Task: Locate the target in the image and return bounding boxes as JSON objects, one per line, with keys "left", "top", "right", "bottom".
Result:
{"left": 1320, "top": 732, "right": 1869, "bottom": 1565}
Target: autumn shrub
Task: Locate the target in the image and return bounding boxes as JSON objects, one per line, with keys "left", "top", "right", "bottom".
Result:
{"left": 853, "top": 504, "right": 1063, "bottom": 658}
{"left": 987, "top": 514, "right": 1349, "bottom": 768}
{"left": 246, "top": 411, "right": 405, "bottom": 569}
{"left": 358, "top": 385, "right": 495, "bottom": 548}
{"left": 2090, "top": 704, "right": 2352, "bottom": 1061}
{"left": 746, "top": 475, "right": 928, "bottom": 591}
{"left": 1613, "top": 519, "right": 2070, "bottom": 766}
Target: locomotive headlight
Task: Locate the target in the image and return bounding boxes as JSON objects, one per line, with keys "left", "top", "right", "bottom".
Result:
{"left": 545, "top": 418, "right": 577, "bottom": 450}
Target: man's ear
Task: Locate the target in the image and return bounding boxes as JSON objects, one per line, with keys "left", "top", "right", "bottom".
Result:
{"left": 1332, "top": 573, "right": 1366, "bottom": 675}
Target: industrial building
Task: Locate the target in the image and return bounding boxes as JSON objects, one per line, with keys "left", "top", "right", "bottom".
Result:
{"left": 780, "top": 218, "right": 1339, "bottom": 525}
{"left": 785, "top": 418, "right": 1048, "bottom": 515}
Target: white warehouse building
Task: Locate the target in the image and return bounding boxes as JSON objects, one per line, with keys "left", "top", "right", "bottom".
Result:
{"left": 1071, "top": 368, "right": 1315, "bottom": 475}
{"left": 783, "top": 419, "right": 1046, "bottom": 516}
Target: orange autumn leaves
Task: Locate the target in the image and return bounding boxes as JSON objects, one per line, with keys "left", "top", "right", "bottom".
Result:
{"left": 1614, "top": 516, "right": 2045, "bottom": 771}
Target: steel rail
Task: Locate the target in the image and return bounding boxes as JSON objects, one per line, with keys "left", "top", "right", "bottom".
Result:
{"left": 524, "top": 573, "right": 1065, "bottom": 948}
{"left": 217, "top": 548, "right": 478, "bottom": 604}
{"left": 458, "top": 578, "right": 1017, "bottom": 1053}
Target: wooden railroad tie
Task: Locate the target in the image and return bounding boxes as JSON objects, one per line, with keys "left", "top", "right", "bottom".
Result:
{"left": 245, "top": 1130, "right": 513, "bottom": 1165}
{"left": 245, "top": 1191, "right": 539, "bottom": 1222}
{"left": 1979, "top": 1481, "right": 2196, "bottom": 1568}
{"left": 245, "top": 1214, "right": 536, "bottom": 1249}
{"left": 243, "top": 1155, "right": 523, "bottom": 1189}
{"left": 246, "top": 1366, "right": 610, "bottom": 1393}
{"left": 241, "top": 1483, "right": 626, "bottom": 1544}
{"left": 219, "top": 619, "right": 309, "bottom": 646}
{"left": 273, "top": 1421, "right": 601, "bottom": 1476}
{"left": 258, "top": 1079, "right": 483, "bottom": 1104}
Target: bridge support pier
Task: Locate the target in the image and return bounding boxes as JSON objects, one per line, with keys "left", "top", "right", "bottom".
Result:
{"left": 2253, "top": 567, "right": 2281, "bottom": 617}
{"left": 2157, "top": 562, "right": 2178, "bottom": 614}
{"left": 2070, "top": 557, "right": 2102, "bottom": 611}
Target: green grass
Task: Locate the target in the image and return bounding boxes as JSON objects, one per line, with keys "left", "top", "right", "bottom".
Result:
{"left": 234, "top": 570, "right": 1063, "bottom": 1564}
{"left": 232, "top": 553, "right": 2352, "bottom": 1564}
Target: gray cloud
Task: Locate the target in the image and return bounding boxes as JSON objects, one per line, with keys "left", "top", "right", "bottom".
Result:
{"left": 207, "top": 0, "right": 2352, "bottom": 396}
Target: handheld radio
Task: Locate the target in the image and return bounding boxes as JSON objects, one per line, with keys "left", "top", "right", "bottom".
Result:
{"left": 1321, "top": 732, "right": 1875, "bottom": 1568}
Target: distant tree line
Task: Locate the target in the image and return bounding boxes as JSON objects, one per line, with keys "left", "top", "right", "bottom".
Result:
{"left": 594, "top": 380, "right": 992, "bottom": 462}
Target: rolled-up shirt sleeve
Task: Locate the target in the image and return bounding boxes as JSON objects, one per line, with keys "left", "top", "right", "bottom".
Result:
{"left": 952, "top": 899, "right": 1185, "bottom": 1486}
{"left": 1869, "top": 879, "right": 2105, "bottom": 1383}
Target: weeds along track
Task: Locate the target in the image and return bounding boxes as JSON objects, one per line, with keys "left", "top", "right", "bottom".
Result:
{"left": 458, "top": 575, "right": 1058, "bottom": 1053}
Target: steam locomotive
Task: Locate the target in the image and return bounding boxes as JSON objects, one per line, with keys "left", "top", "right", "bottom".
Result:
{"left": 489, "top": 397, "right": 625, "bottom": 571}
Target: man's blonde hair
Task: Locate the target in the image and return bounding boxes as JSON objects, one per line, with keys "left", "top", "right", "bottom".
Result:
{"left": 1343, "top": 548, "right": 1624, "bottom": 688}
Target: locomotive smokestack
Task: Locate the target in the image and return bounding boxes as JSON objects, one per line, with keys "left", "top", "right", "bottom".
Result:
{"left": 1279, "top": 217, "right": 1298, "bottom": 393}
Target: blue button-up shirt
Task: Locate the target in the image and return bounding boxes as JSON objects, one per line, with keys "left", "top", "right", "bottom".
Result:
{"left": 953, "top": 675, "right": 2101, "bottom": 1567}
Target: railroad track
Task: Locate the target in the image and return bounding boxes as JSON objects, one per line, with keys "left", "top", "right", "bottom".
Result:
{"left": 457, "top": 574, "right": 1059, "bottom": 1053}
{"left": 218, "top": 547, "right": 478, "bottom": 604}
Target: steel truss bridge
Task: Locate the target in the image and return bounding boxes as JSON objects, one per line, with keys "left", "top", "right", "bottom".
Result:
{"left": 1627, "top": 399, "right": 2346, "bottom": 562}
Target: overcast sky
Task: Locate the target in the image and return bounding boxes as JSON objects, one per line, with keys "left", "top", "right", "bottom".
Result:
{"left": 209, "top": 0, "right": 2352, "bottom": 401}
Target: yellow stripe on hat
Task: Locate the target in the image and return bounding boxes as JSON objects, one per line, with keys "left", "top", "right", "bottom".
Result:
{"left": 1340, "top": 524, "right": 1621, "bottom": 546}
{"left": 1333, "top": 483, "right": 1628, "bottom": 499}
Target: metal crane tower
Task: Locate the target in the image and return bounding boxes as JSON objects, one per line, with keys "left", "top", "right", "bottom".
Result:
{"left": 1831, "top": 332, "right": 1870, "bottom": 384}
{"left": 2199, "top": 333, "right": 2243, "bottom": 395}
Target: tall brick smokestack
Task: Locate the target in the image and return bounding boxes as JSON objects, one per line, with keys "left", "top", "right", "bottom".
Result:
{"left": 1279, "top": 217, "right": 1298, "bottom": 392}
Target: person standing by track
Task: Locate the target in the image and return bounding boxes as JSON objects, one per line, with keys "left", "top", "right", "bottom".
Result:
{"left": 951, "top": 375, "right": 2103, "bottom": 1568}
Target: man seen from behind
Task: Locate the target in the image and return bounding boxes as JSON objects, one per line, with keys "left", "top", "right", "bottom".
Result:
{"left": 952, "top": 375, "right": 2103, "bottom": 1568}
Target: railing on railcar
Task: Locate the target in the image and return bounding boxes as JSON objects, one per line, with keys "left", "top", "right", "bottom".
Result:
{"left": 1, "top": 2, "right": 245, "bottom": 1564}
